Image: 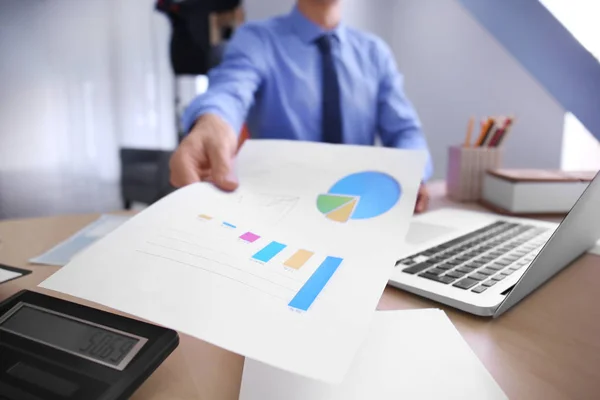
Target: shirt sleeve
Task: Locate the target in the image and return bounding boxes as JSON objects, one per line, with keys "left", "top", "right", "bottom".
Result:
{"left": 181, "top": 24, "right": 266, "bottom": 135}
{"left": 375, "top": 41, "right": 434, "bottom": 182}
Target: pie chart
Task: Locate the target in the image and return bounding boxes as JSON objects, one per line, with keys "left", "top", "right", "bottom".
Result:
{"left": 316, "top": 171, "right": 401, "bottom": 223}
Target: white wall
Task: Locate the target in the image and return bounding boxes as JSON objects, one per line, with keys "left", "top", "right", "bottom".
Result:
{"left": 0, "top": 0, "right": 115, "bottom": 174}
{"left": 389, "top": 0, "right": 566, "bottom": 179}
{"left": 111, "top": 0, "right": 176, "bottom": 150}
{"left": 0, "top": 0, "right": 176, "bottom": 181}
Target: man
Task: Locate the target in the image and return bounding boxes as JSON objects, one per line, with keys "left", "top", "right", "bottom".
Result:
{"left": 170, "top": 0, "right": 433, "bottom": 212}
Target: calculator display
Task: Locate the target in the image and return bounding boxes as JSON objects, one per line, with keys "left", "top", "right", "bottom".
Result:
{"left": 0, "top": 303, "right": 146, "bottom": 370}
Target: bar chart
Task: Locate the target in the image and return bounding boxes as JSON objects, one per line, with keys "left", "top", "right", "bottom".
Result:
{"left": 252, "top": 242, "right": 287, "bottom": 263}
{"left": 187, "top": 213, "right": 343, "bottom": 312}
{"left": 240, "top": 232, "right": 261, "bottom": 243}
{"left": 288, "top": 257, "right": 343, "bottom": 311}
{"left": 284, "top": 250, "right": 314, "bottom": 270}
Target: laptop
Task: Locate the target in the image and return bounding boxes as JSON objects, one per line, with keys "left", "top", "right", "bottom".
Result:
{"left": 389, "top": 171, "right": 600, "bottom": 317}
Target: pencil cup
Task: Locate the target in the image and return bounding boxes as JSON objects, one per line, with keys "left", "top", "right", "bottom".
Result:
{"left": 446, "top": 145, "right": 502, "bottom": 202}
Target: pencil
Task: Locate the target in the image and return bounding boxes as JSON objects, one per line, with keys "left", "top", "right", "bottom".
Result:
{"left": 475, "top": 119, "right": 490, "bottom": 147}
{"left": 482, "top": 117, "right": 502, "bottom": 147}
{"left": 475, "top": 117, "right": 494, "bottom": 147}
{"left": 489, "top": 117, "right": 510, "bottom": 147}
{"left": 488, "top": 128, "right": 503, "bottom": 148}
{"left": 495, "top": 117, "right": 514, "bottom": 147}
{"left": 464, "top": 117, "right": 474, "bottom": 147}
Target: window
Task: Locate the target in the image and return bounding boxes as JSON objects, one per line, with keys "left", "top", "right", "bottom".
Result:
{"left": 539, "top": 0, "right": 600, "bottom": 171}
{"left": 539, "top": 0, "right": 600, "bottom": 62}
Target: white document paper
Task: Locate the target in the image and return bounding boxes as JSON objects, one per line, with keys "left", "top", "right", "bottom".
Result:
{"left": 0, "top": 268, "right": 23, "bottom": 284}
{"left": 40, "top": 140, "right": 426, "bottom": 383}
{"left": 240, "top": 309, "right": 508, "bottom": 400}
{"left": 30, "top": 214, "right": 131, "bottom": 266}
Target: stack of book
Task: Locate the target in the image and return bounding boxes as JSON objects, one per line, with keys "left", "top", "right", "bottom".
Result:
{"left": 481, "top": 169, "right": 597, "bottom": 216}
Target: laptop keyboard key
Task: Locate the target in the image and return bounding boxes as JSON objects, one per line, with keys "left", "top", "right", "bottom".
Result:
{"left": 456, "top": 267, "right": 473, "bottom": 273}
{"left": 419, "top": 273, "right": 456, "bottom": 284}
{"left": 437, "top": 263, "right": 453, "bottom": 271}
{"left": 482, "top": 279, "right": 498, "bottom": 287}
{"left": 413, "top": 255, "right": 430, "bottom": 263}
{"left": 402, "top": 262, "right": 433, "bottom": 274}
{"left": 479, "top": 268, "right": 496, "bottom": 276}
{"left": 426, "top": 267, "right": 447, "bottom": 276}
{"left": 465, "top": 262, "right": 484, "bottom": 269}
{"left": 469, "top": 273, "right": 488, "bottom": 281}
{"left": 453, "top": 278, "right": 479, "bottom": 289}
{"left": 446, "top": 271, "right": 466, "bottom": 279}
{"left": 492, "top": 274, "right": 506, "bottom": 281}
{"left": 469, "top": 259, "right": 486, "bottom": 265}
{"left": 472, "top": 286, "right": 488, "bottom": 293}
{"left": 487, "top": 264, "right": 503, "bottom": 271}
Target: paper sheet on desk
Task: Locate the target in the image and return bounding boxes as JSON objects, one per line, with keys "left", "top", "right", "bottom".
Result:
{"left": 39, "top": 140, "right": 426, "bottom": 383}
{"left": 29, "top": 214, "right": 130, "bottom": 266}
{"left": 240, "top": 309, "right": 508, "bottom": 400}
{"left": 0, "top": 269, "right": 22, "bottom": 284}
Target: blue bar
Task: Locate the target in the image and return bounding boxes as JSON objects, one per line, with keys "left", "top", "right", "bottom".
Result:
{"left": 252, "top": 241, "right": 287, "bottom": 263}
{"left": 288, "top": 256, "right": 343, "bottom": 311}
{"left": 222, "top": 222, "right": 236, "bottom": 228}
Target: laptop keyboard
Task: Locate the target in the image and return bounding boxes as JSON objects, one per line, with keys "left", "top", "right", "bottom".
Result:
{"left": 396, "top": 221, "right": 551, "bottom": 294}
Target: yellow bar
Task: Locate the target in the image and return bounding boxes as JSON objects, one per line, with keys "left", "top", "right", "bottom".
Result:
{"left": 198, "top": 214, "right": 212, "bottom": 220}
{"left": 284, "top": 249, "right": 314, "bottom": 270}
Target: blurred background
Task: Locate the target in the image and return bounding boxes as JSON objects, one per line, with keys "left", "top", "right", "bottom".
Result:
{"left": 0, "top": 0, "right": 599, "bottom": 220}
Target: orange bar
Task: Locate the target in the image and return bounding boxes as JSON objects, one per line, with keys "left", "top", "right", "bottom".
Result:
{"left": 198, "top": 214, "right": 212, "bottom": 220}
{"left": 284, "top": 249, "right": 314, "bottom": 270}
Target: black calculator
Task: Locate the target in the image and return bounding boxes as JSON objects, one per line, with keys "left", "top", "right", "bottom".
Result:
{"left": 0, "top": 290, "right": 179, "bottom": 400}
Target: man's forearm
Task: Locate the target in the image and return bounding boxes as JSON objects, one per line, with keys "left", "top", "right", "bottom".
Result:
{"left": 181, "top": 97, "right": 242, "bottom": 136}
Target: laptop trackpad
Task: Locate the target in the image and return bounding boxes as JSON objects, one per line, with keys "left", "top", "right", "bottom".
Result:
{"left": 406, "top": 221, "right": 457, "bottom": 245}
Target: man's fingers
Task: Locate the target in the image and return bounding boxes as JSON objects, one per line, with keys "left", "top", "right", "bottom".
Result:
{"left": 206, "top": 142, "right": 238, "bottom": 191}
{"left": 415, "top": 198, "right": 426, "bottom": 213}
{"left": 414, "top": 187, "right": 429, "bottom": 213}
{"left": 169, "top": 145, "right": 206, "bottom": 188}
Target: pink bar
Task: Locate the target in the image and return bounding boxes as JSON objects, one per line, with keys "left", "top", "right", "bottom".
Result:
{"left": 240, "top": 232, "right": 260, "bottom": 242}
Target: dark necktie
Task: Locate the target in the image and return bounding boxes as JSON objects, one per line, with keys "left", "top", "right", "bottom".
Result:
{"left": 316, "top": 34, "right": 343, "bottom": 144}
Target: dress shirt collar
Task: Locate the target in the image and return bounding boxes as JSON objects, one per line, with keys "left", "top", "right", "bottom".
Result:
{"left": 288, "top": 5, "right": 347, "bottom": 45}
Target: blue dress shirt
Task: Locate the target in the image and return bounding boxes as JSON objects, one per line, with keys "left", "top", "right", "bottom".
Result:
{"left": 182, "top": 6, "right": 433, "bottom": 181}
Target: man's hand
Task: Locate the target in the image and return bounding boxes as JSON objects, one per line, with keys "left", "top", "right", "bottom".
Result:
{"left": 414, "top": 183, "right": 429, "bottom": 213}
{"left": 169, "top": 114, "right": 239, "bottom": 191}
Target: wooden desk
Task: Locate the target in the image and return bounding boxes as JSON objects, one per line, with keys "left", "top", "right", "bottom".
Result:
{"left": 1, "top": 182, "right": 599, "bottom": 399}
